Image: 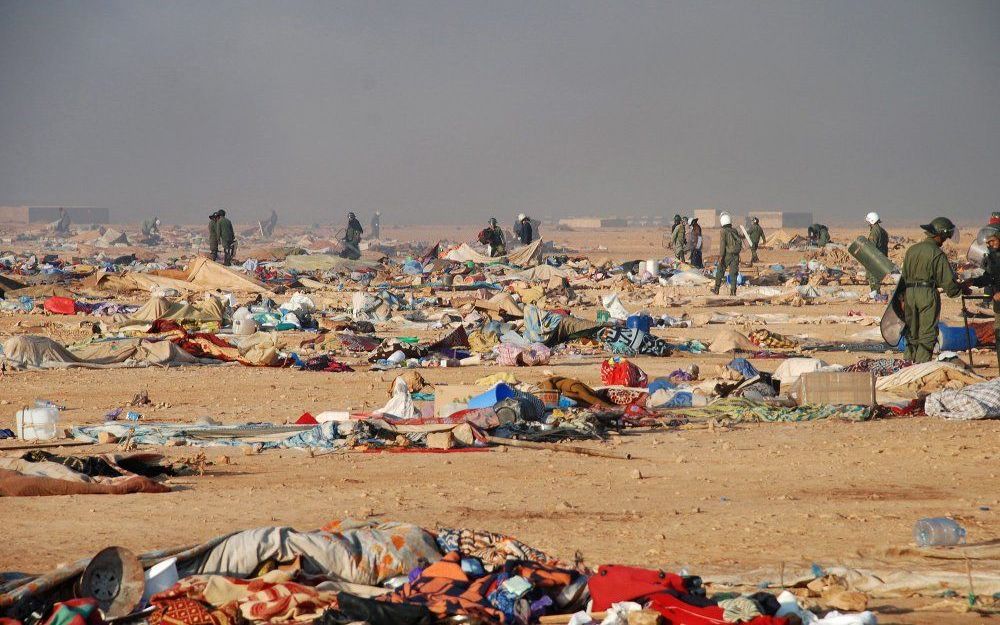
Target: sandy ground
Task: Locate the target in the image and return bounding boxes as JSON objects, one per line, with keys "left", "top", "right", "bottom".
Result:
{"left": 1, "top": 224, "right": 998, "bottom": 623}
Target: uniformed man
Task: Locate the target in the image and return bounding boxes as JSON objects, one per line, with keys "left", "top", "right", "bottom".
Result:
{"left": 900, "top": 217, "right": 968, "bottom": 363}
{"left": 216, "top": 209, "right": 236, "bottom": 265}
{"left": 340, "top": 212, "right": 364, "bottom": 260}
{"left": 208, "top": 211, "right": 221, "bottom": 261}
{"left": 689, "top": 217, "right": 704, "bottom": 268}
{"left": 866, "top": 211, "right": 889, "bottom": 297}
{"left": 481, "top": 217, "right": 506, "bottom": 257}
{"left": 970, "top": 231, "right": 1000, "bottom": 370}
{"left": 671, "top": 215, "right": 687, "bottom": 263}
{"left": 711, "top": 213, "right": 743, "bottom": 295}
{"left": 747, "top": 217, "right": 766, "bottom": 264}
{"left": 809, "top": 223, "right": 831, "bottom": 247}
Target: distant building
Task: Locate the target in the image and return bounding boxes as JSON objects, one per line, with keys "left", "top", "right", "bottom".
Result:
{"left": 747, "top": 211, "right": 813, "bottom": 229}
{"left": 558, "top": 217, "right": 628, "bottom": 229}
{"left": 0, "top": 206, "right": 111, "bottom": 224}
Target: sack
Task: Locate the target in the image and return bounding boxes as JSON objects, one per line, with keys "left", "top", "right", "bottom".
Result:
{"left": 43, "top": 296, "right": 77, "bottom": 315}
{"left": 600, "top": 357, "right": 648, "bottom": 388}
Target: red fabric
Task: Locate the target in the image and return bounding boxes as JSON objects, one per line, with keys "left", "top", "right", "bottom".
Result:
{"left": 295, "top": 413, "right": 318, "bottom": 425}
{"left": 971, "top": 321, "right": 995, "bottom": 346}
{"left": 600, "top": 358, "right": 648, "bottom": 388}
{"left": 588, "top": 565, "right": 689, "bottom": 611}
{"left": 647, "top": 594, "right": 787, "bottom": 625}
{"left": 43, "top": 296, "right": 77, "bottom": 315}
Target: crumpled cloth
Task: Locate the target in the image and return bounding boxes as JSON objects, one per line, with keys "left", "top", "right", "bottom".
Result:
{"left": 435, "top": 528, "right": 556, "bottom": 571}
{"left": 748, "top": 328, "right": 798, "bottom": 349}
{"left": 925, "top": 377, "right": 1000, "bottom": 420}
{"left": 718, "top": 596, "right": 763, "bottom": 623}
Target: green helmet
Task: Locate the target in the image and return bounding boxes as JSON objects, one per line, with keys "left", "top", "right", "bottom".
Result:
{"left": 921, "top": 217, "right": 956, "bottom": 239}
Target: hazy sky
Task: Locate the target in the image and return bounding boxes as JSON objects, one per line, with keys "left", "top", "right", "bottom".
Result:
{"left": 1, "top": 1, "right": 998, "bottom": 224}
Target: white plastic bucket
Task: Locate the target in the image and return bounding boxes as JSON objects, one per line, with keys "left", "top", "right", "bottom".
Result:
{"left": 143, "top": 557, "right": 178, "bottom": 605}
{"left": 233, "top": 316, "right": 258, "bottom": 336}
{"left": 15, "top": 406, "right": 59, "bottom": 440}
{"left": 645, "top": 259, "right": 658, "bottom": 274}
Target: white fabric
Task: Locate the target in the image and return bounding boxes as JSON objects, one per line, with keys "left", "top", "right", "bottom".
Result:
{"left": 772, "top": 357, "right": 829, "bottom": 385}
{"left": 374, "top": 376, "right": 419, "bottom": 419}
{"left": 601, "top": 293, "right": 630, "bottom": 321}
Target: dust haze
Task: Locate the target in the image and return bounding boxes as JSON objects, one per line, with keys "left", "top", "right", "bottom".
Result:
{"left": 0, "top": 0, "right": 998, "bottom": 225}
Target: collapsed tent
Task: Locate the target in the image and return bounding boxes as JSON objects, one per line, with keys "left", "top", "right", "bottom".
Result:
{"left": 445, "top": 239, "right": 544, "bottom": 267}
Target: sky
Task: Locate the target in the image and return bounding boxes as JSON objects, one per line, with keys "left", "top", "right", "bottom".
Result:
{"left": 0, "top": 0, "right": 998, "bottom": 225}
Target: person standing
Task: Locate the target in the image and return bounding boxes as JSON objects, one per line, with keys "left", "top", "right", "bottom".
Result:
{"left": 671, "top": 215, "right": 687, "bottom": 263}
{"left": 747, "top": 217, "right": 766, "bottom": 264}
{"left": 340, "top": 212, "right": 364, "bottom": 260}
{"left": 141, "top": 216, "right": 161, "bottom": 238}
{"left": 54, "top": 207, "right": 71, "bottom": 234}
{"left": 216, "top": 210, "right": 236, "bottom": 265}
{"left": 900, "top": 217, "right": 968, "bottom": 363}
{"left": 866, "top": 211, "right": 889, "bottom": 297}
{"left": 208, "top": 212, "right": 221, "bottom": 261}
{"left": 516, "top": 213, "right": 533, "bottom": 245}
{"left": 970, "top": 232, "right": 1000, "bottom": 370}
{"left": 479, "top": 217, "right": 506, "bottom": 257}
{"left": 370, "top": 211, "right": 381, "bottom": 240}
{"left": 711, "top": 213, "right": 743, "bottom": 295}
{"left": 261, "top": 210, "right": 278, "bottom": 237}
{"left": 689, "top": 217, "right": 704, "bottom": 268}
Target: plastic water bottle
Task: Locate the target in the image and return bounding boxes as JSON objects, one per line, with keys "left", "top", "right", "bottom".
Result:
{"left": 913, "top": 517, "right": 967, "bottom": 547}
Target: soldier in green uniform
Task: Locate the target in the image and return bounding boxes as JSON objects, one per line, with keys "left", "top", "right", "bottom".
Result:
{"left": 747, "top": 217, "right": 765, "bottom": 264}
{"left": 900, "top": 217, "right": 968, "bottom": 363}
{"left": 971, "top": 232, "right": 1000, "bottom": 370}
{"left": 208, "top": 212, "right": 221, "bottom": 261}
{"left": 711, "top": 213, "right": 743, "bottom": 295}
{"left": 866, "top": 211, "right": 889, "bottom": 297}
{"left": 808, "top": 223, "right": 831, "bottom": 247}
{"left": 671, "top": 215, "right": 687, "bottom": 263}
{"left": 216, "top": 209, "right": 236, "bottom": 265}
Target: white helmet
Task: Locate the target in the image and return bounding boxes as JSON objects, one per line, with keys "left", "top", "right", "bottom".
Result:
{"left": 866, "top": 212, "right": 880, "bottom": 225}
{"left": 719, "top": 213, "right": 732, "bottom": 226}
{"left": 518, "top": 213, "right": 526, "bottom": 221}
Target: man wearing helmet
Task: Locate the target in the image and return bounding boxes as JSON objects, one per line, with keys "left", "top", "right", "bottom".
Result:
{"left": 671, "top": 215, "right": 687, "bottom": 264}
{"left": 711, "top": 213, "right": 742, "bottom": 295}
{"left": 900, "top": 217, "right": 969, "bottom": 363}
{"left": 747, "top": 217, "right": 765, "bottom": 265}
{"left": 970, "top": 231, "right": 1000, "bottom": 370}
{"left": 866, "top": 212, "right": 889, "bottom": 297}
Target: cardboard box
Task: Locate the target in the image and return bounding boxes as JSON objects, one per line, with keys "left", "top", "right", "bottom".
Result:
{"left": 792, "top": 371, "right": 875, "bottom": 406}
{"left": 433, "top": 384, "right": 481, "bottom": 417}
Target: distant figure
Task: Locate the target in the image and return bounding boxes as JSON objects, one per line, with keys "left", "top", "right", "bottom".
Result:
{"left": 260, "top": 210, "right": 278, "bottom": 237}
{"left": 671, "top": 215, "right": 687, "bottom": 263}
{"left": 747, "top": 217, "right": 766, "bottom": 264}
{"left": 340, "top": 211, "right": 364, "bottom": 260}
{"left": 141, "top": 216, "right": 161, "bottom": 238}
{"left": 54, "top": 207, "right": 71, "bottom": 234}
{"left": 370, "top": 211, "right": 381, "bottom": 240}
{"left": 208, "top": 212, "right": 221, "bottom": 261}
{"left": 711, "top": 213, "right": 743, "bottom": 296}
{"left": 689, "top": 217, "right": 703, "bottom": 268}
{"left": 216, "top": 209, "right": 236, "bottom": 265}
{"left": 808, "top": 223, "right": 831, "bottom": 247}
{"left": 866, "top": 211, "right": 889, "bottom": 297}
{"left": 515, "top": 213, "right": 534, "bottom": 245}
{"left": 478, "top": 217, "right": 506, "bottom": 257}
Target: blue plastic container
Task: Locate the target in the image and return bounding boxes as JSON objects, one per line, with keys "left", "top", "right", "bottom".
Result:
{"left": 626, "top": 314, "right": 652, "bottom": 334}
{"left": 466, "top": 383, "right": 515, "bottom": 409}
{"left": 938, "top": 323, "right": 978, "bottom": 351}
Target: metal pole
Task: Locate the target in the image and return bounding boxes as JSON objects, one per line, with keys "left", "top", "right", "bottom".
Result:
{"left": 962, "top": 296, "right": 975, "bottom": 370}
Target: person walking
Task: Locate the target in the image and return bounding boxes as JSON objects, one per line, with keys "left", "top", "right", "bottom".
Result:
{"left": 711, "top": 213, "right": 743, "bottom": 295}
{"left": 340, "top": 212, "right": 364, "bottom": 260}
{"left": 866, "top": 212, "right": 889, "bottom": 297}
{"left": 900, "top": 217, "right": 968, "bottom": 363}
{"left": 747, "top": 217, "right": 766, "bottom": 264}
{"left": 671, "top": 215, "right": 687, "bottom": 263}
{"left": 516, "top": 213, "right": 534, "bottom": 245}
